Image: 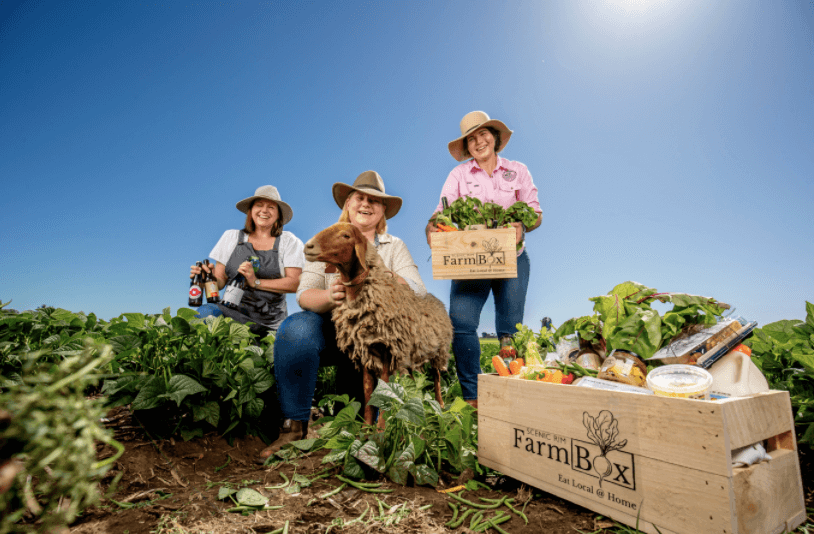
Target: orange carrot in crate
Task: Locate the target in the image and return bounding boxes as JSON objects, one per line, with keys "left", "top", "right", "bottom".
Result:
{"left": 509, "top": 360, "right": 523, "bottom": 375}
{"left": 492, "top": 356, "right": 510, "bottom": 377}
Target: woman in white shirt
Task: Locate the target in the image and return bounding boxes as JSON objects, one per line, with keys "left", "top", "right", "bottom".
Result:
{"left": 257, "top": 171, "right": 425, "bottom": 461}
{"left": 190, "top": 185, "right": 304, "bottom": 337}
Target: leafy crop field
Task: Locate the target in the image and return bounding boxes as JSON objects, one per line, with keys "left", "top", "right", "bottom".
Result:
{"left": 1, "top": 298, "right": 812, "bottom": 533}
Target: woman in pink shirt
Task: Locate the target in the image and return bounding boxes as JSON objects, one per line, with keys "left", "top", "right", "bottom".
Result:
{"left": 426, "top": 111, "right": 542, "bottom": 408}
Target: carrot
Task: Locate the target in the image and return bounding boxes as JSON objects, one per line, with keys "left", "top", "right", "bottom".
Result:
{"left": 508, "top": 360, "right": 523, "bottom": 375}
{"left": 492, "top": 356, "right": 510, "bottom": 377}
{"left": 436, "top": 223, "right": 458, "bottom": 232}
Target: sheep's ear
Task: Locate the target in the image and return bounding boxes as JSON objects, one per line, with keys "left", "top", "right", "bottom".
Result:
{"left": 350, "top": 228, "right": 370, "bottom": 284}
{"left": 350, "top": 236, "right": 370, "bottom": 281}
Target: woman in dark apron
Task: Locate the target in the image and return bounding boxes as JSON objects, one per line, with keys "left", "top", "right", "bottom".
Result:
{"left": 190, "top": 185, "right": 305, "bottom": 337}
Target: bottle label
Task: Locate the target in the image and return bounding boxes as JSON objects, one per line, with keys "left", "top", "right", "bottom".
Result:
{"left": 205, "top": 281, "right": 219, "bottom": 298}
{"left": 223, "top": 285, "right": 244, "bottom": 305}
{"left": 189, "top": 286, "right": 202, "bottom": 299}
{"left": 249, "top": 256, "right": 260, "bottom": 274}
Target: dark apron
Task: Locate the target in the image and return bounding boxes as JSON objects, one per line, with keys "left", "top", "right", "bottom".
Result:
{"left": 217, "top": 231, "right": 286, "bottom": 335}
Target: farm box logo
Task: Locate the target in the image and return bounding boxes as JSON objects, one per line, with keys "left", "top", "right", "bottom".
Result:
{"left": 441, "top": 237, "right": 506, "bottom": 267}
{"left": 513, "top": 410, "right": 637, "bottom": 509}
{"left": 572, "top": 410, "right": 635, "bottom": 491}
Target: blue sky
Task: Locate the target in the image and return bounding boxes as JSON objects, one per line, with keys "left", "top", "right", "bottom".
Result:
{"left": 1, "top": 0, "right": 812, "bottom": 332}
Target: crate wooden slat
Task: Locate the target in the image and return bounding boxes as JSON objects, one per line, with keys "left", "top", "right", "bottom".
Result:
{"left": 430, "top": 228, "right": 516, "bottom": 279}
{"left": 477, "top": 374, "right": 805, "bottom": 534}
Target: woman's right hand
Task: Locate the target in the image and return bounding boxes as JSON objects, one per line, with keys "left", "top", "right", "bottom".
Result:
{"left": 328, "top": 279, "right": 346, "bottom": 306}
{"left": 425, "top": 221, "right": 438, "bottom": 246}
{"left": 189, "top": 262, "right": 212, "bottom": 279}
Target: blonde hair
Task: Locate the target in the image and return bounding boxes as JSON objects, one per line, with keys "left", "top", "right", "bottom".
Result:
{"left": 339, "top": 192, "right": 387, "bottom": 234}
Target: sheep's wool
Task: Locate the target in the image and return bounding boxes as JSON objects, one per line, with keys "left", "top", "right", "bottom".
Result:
{"left": 332, "top": 244, "right": 453, "bottom": 376}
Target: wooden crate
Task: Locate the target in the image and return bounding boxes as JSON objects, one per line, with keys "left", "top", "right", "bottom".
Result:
{"left": 478, "top": 374, "right": 806, "bottom": 534}
{"left": 430, "top": 228, "right": 516, "bottom": 279}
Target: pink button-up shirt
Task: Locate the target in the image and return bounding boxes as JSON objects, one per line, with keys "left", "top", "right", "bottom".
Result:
{"left": 433, "top": 156, "right": 542, "bottom": 254}
{"left": 433, "top": 156, "right": 541, "bottom": 214}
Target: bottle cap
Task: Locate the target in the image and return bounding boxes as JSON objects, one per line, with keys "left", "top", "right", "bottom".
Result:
{"left": 732, "top": 344, "right": 752, "bottom": 357}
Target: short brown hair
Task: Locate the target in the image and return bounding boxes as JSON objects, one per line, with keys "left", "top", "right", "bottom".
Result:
{"left": 338, "top": 192, "right": 387, "bottom": 234}
{"left": 461, "top": 126, "right": 501, "bottom": 160}
{"left": 243, "top": 200, "right": 284, "bottom": 237}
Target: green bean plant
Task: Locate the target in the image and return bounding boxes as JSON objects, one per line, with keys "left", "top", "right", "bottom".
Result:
{"left": 292, "top": 374, "right": 479, "bottom": 487}
{"left": 0, "top": 302, "right": 110, "bottom": 386}
{"left": 100, "top": 308, "right": 276, "bottom": 441}
{"left": 0, "top": 343, "right": 123, "bottom": 534}
{"left": 745, "top": 301, "right": 814, "bottom": 451}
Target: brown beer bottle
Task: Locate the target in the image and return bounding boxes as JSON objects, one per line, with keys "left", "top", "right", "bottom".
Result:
{"left": 188, "top": 261, "right": 204, "bottom": 307}
{"left": 203, "top": 259, "right": 220, "bottom": 304}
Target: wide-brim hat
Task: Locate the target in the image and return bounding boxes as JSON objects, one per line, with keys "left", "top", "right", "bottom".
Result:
{"left": 448, "top": 110, "right": 513, "bottom": 162}
{"left": 235, "top": 185, "right": 293, "bottom": 225}
{"left": 332, "top": 170, "right": 402, "bottom": 219}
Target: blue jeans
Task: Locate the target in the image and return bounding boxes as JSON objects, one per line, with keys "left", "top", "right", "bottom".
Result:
{"left": 273, "top": 311, "right": 365, "bottom": 422}
{"left": 450, "top": 250, "right": 531, "bottom": 400}
{"left": 195, "top": 303, "right": 223, "bottom": 319}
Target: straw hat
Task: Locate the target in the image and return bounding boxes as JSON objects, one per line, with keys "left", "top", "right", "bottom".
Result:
{"left": 332, "top": 170, "right": 402, "bottom": 219}
{"left": 235, "top": 185, "right": 293, "bottom": 225}
{"left": 448, "top": 111, "right": 513, "bottom": 162}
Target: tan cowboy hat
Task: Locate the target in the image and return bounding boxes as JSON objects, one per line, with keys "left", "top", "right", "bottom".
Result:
{"left": 235, "top": 185, "right": 294, "bottom": 225}
{"left": 332, "top": 170, "right": 402, "bottom": 219}
{"left": 448, "top": 110, "right": 513, "bottom": 162}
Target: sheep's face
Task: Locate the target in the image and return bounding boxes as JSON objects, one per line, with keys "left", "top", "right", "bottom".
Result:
{"left": 305, "top": 223, "right": 368, "bottom": 279}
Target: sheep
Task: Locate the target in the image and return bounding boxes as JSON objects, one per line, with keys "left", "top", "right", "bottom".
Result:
{"left": 303, "top": 222, "right": 453, "bottom": 425}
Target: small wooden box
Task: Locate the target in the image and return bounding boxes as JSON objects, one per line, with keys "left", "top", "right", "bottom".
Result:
{"left": 430, "top": 228, "right": 517, "bottom": 280}
{"left": 478, "top": 374, "right": 806, "bottom": 534}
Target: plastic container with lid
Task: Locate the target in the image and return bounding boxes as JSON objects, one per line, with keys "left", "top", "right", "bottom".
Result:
{"left": 646, "top": 364, "right": 714, "bottom": 400}
{"left": 598, "top": 350, "right": 648, "bottom": 387}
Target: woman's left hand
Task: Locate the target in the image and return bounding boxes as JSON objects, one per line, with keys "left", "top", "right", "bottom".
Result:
{"left": 238, "top": 261, "right": 258, "bottom": 286}
{"left": 510, "top": 222, "right": 525, "bottom": 245}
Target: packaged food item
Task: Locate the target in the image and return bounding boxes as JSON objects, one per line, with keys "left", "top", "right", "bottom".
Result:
{"left": 498, "top": 337, "right": 517, "bottom": 367}
{"left": 598, "top": 350, "right": 647, "bottom": 387}
{"left": 574, "top": 376, "right": 654, "bottom": 395}
{"left": 556, "top": 337, "right": 579, "bottom": 363}
{"left": 646, "top": 364, "right": 713, "bottom": 400}
{"left": 649, "top": 317, "right": 755, "bottom": 365}
{"left": 568, "top": 348, "right": 602, "bottom": 371}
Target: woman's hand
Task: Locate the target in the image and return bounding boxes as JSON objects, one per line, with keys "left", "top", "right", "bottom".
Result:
{"left": 238, "top": 261, "right": 258, "bottom": 287}
{"left": 190, "top": 261, "right": 215, "bottom": 278}
{"left": 328, "top": 279, "right": 346, "bottom": 306}
{"left": 425, "top": 221, "right": 438, "bottom": 246}
{"left": 510, "top": 222, "right": 525, "bottom": 245}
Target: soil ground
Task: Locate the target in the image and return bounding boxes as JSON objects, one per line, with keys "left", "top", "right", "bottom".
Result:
{"left": 65, "top": 407, "right": 812, "bottom": 534}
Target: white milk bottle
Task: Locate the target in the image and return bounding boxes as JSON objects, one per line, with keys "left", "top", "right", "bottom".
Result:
{"left": 708, "top": 344, "right": 769, "bottom": 399}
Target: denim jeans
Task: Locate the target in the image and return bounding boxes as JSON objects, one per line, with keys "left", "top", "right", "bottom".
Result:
{"left": 195, "top": 303, "right": 223, "bottom": 318}
{"left": 450, "top": 250, "right": 530, "bottom": 400}
{"left": 273, "top": 311, "right": 365, "bottom": 422}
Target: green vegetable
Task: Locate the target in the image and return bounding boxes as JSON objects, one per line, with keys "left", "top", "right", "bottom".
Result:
{"left": 336, "top": 475, "right": 393, "bottom": 493}
{"left": 554, "top": 281, "right": 727, "bottom": 359}
{"left": 319, "top": 482, "right": 346, "bottom": 499}
{"left": 445, "top": 502, "right": 460, "bottom": 526}
{"left": 430, "top": 196, "right": 538, "bottom": 231}
{"left": 746, "top": 302, "right": 814, "bottom": 450}
{"left": 0, "top": 344, "right": 122, "bottom": 533}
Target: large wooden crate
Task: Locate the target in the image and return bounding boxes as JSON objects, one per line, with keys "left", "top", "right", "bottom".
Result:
{"left": 430, "top": 228, "right": 516, "bottom": 280}
{"left": 478, "top": 374, "right": 806, "bottom": 534}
